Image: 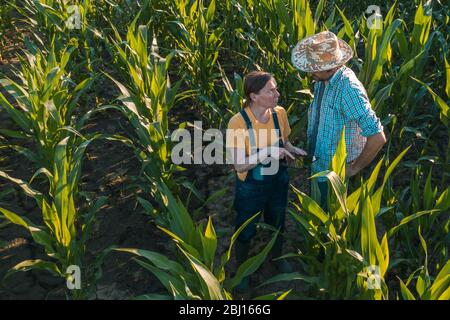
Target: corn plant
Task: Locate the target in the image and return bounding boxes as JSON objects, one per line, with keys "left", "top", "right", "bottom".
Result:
{"left": 394, "top": 0, "right": 434, "bottom": 114}
{"left": 0, "top": 44, "right": 96, "bottom": 170}
{"left": 215, "top": 0, "right": 252, "bottom": 56}
{"left": 441, "top": 49, "right": 450, "bottom": 185}
{"left": 106, "top": 15, "right": 182, "bottom": 188}
{"left": 276, "top": 129, "right": 446, "bottom": 299}
{"left": 355, "top": 2, "right": 401, "bottom": 101}
{"left": 13, "top": 0, "right": 79, "bottom": 40}
{"left": 11, "top": 0, "right": 103, "bottom": 73}
{"left": 0, "top": 0, "right": 16, "bottom": 62}
{"left": 398, "top": 228, "right": 450, "bottom": 300}
{"left": 331, "top": 1, "right": 437, "bottom": 126}
{"left": 116, "top": 181, "right": 288, "bottom": 300}
{"left": 167, "top": 0, "right": 224, "bottom": 126}
{"left": 334, "top": 3, "right": 415, "bottom": 119}
{"left": 0, "top": 136, "right": 108, "bottom": 299}
{"left": 388, "top": 164, "right": 449, "bottom": 273}
{"left": 220, "top": 69, "right": 244, "bottom": 120}
{"left": 285, "top": 131, "right": 391, "bottom": 299}
{"left": 106, "top": 11, "right": 213, "bottom": 224}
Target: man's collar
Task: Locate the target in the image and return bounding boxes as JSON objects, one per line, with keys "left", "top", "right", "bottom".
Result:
{"left": 327, "top": 66, "right": 345, "bottom": 86}
{"left": 312, "top": 66, "right": 345, "bottom": 87}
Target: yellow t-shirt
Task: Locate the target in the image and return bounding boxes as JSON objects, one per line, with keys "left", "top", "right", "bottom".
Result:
{"left": 227, "top": 106, "right": 291, "bottom": 181}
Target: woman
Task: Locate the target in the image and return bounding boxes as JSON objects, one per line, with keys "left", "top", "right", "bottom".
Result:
{"left": 227, "top": 71, "right": 307, "bottom": 291}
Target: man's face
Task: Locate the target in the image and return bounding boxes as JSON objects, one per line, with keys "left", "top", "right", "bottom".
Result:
{"left": 311, "top": 67, "right": 338, "bottom": 81}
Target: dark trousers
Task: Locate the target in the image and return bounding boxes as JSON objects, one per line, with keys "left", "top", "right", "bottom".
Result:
{"left": 317, "top": 180, "right": 328, "bottom": 212}
{"left": 233, "top": 169, "right": 289, "bottom": 243}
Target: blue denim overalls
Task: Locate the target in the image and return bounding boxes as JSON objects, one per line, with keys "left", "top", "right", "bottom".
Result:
{"left": 233, "top": 108, "right": 289, "bottom": 243}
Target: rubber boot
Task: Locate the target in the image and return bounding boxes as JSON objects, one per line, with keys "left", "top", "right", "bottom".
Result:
{"left": 234, "top": 240, "right": 251, "bottom": 292}
{"left": 271, "top": 236, "right": 293, "bottom": 273}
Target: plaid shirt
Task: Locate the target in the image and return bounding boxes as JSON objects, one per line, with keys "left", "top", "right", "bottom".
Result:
{"left": 307, "top": 66, "right": 383, "bottom": 180}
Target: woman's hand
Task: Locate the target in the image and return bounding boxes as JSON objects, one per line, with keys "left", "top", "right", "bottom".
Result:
{"left": 268, "top": 146, "right": 295, "bottom": 160}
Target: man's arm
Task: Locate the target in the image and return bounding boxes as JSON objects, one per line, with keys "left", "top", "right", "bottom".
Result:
{"left": 340, "top": 77, "right": 386, "bottom": 177}
{"left": 347, "top": 131, "right": 387, "bottom": 177}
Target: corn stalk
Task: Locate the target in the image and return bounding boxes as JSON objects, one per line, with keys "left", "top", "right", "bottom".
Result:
{"left": 398, "top": 229, "right": 450, "bottom": 300}
{"left": 105, "top": 15, "right": 187, "bottom": 219}
{"left": 116, "top": 181, "right": 287, "bottom": 300}
{"left": 0, "top": 136, "right": 108, "bottom": 299}
{"left": 283, "top": 129, "right": 445, "bottom": 299}
{"left": 167, "top": 0, "right": 224, "bottom": 126}
{"left": 0, "top": 44, "right": 96, "bottom": 170}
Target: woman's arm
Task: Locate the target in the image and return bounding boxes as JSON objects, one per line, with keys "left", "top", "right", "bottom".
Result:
{"left": 231, "top": 146, "right": 295, "bottom": 173}
{"left": 232, "top": 147, "right": 268, "bottom": 173}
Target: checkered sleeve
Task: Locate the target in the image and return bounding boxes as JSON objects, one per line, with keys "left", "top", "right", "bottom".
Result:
{"left": 340, "top": 79, "right": 383, "bottom": 137}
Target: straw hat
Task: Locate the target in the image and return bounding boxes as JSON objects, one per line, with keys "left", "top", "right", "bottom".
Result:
{"left": 291, "top": 31, "right": 353, "bottom": 72}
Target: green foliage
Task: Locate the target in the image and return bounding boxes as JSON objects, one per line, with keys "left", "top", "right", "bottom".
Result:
{"left": 0, "top": 0, "right": 448, "bottom": 300}
{"left": 116, "top": 181, "right": 287, "bottom": 300}
{"left": 0, "top": 136, "right": 108, "bottom": 299}
{"left": 0, "top": 43, "right": 96, "bottom": 169}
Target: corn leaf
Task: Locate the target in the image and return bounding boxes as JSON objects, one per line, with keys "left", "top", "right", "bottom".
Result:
{"left": 229, "top": 230, "right": 279, "bottom": 289}
{"left": 412, "top": 77, "right": 449, "bottom": 127}
{"left": 388, "top": 209, "right": 441, "bottom": 238}
{"left": 178, "top": 244, "right": 226, "bottom": 300}
{"left": 399, "top": 279, "right": 416, "bottom": 300}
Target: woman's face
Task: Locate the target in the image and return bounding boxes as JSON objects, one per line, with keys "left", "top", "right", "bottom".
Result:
{"left": 251, "top": 78, "right": 280, "bottom": 109}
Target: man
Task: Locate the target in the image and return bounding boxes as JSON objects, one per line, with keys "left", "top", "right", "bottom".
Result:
{"left": 291, "top": 31, "right": 387, "bottom": 208}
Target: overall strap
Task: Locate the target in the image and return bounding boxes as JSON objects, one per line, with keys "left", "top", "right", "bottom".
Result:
{"left": 271, "top": 109, "right": 284, "bottom": 148}
{"left": 239, "top": 109, "right": 257, "bottom": 154}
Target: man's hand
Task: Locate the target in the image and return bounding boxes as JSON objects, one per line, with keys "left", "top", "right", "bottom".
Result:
{"left": 346, "top": 131, "right": 387, "bottom": 178}
{"left": 290, "top": 146, "right": 308, "bottom": 157}
{"left": 346, "top": 162, "right": 359, "bottom": 177}
{"left": 284, "top": 141, "right": 308, "bottom": 157}
{"left": 269, "top": 146, "right": 295, "bottom": 160}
